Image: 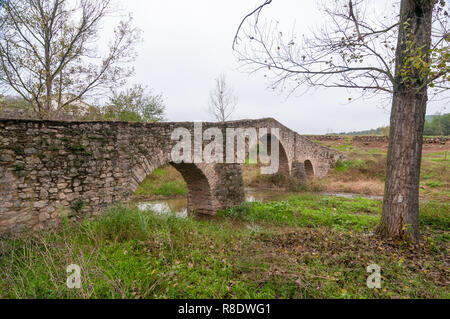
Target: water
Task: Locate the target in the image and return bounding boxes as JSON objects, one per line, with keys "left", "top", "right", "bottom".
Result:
{"left": 136, "top": 187, "right": 290, "bottom": 218}
{"left": 136, "top": 188, "right": 383, "bottom": 218}
{"left": 137, "top": 197, "right": 188, "bottom": 218}
{"left": 244, "top": 187, "right": 292, "bottom": 202}
{"left": 319, "top": 192, "right": 383, "bottom": 200}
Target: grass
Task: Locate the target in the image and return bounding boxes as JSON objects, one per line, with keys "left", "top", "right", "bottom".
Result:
{"left": 218, "top": 195, "right": 381, "bottom": 232}
{"left": 134, "top": 166, "right": 187, "bottom": 197}
{"left": 0, "top": 194, "right": 448, "bottom": 299}
{"left": 419, "top": 151, "right": 449, "bottom": 200}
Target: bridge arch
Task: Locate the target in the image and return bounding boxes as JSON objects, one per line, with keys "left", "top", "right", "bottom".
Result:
{"left": 258, "top": 133, "right": 290, "bottom": 176}
{"left": 304, "top": 160, "right": 314, "bottom": 178}
{"left": 171, "top": 162, "right": 214, "bottom": 214}
{"left": 131, "top": 159, "right": 216, "bottom": 215}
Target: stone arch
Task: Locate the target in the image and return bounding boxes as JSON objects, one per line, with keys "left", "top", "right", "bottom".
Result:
{"left": 304, "top": 159, "right": 314, "bottom": 178}
{"left": 170, "top": 162, "right": 214, "bottom": 214}
{"left": 130, "top": 159, "right": 215, "bottom": 215}
{"left": 259, "top": 133, "right": 291, "bottom": 176}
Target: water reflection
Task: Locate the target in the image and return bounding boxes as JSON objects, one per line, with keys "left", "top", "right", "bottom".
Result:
{"left": 244, "top": 187, "right": 292, "bottom": 203}
{"left": 319, "top": 192, "right": 383, "bottom": 200}
{"left": 137, "top": 197, "right": 187, "bottom": 218}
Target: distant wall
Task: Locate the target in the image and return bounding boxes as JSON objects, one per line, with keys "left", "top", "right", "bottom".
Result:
{"left": 306, "top": 135, "right": 448, "bottom": 145}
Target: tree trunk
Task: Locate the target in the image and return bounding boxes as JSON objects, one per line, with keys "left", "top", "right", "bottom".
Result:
{"left": 377, "top": 0, "right": 434, "bottom": 242}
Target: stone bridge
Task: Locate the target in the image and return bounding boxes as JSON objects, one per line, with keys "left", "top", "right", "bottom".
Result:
{"left": 0, "top": 118, "right": 343, "bottom": 236}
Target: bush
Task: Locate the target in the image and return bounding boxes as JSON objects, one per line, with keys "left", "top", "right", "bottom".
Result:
{"left": 334, "top": 160, "right": 350, "bottom": 172}
{"left": 218, "top": 202, "right": 255, "bottom": 219}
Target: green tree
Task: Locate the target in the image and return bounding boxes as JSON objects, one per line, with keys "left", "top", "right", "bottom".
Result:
{"left": 424, "top": 113, "right": 450, "bottom": 135}
{"left": 103, "top": 84, "right": 166, "bottom": 122}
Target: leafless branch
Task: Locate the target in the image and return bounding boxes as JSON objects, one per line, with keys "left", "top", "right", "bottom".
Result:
{"left": 232, "top": 0, "right": 448, "bottom": 102}
{"left": 207, "top": 74, "right": 238, "bottom": 122}
{"left": 232, "top": 0, "right": 272, "bottom": 50}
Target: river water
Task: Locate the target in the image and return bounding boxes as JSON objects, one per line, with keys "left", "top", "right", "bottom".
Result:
{"left": 136, "top": 187, "right": 382, "bottom": 218}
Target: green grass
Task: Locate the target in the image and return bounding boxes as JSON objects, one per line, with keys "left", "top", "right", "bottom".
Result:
{"left": 218, "top": 195, "right": 381, "bottom": 232}
{"left": 334, "top": 159, "right": 367, "bottom": 173}
{"left": 334, "top": 160, "right": 350, "bottom": 172}
{"left": 135, "top": 166, "right": 187, "bottom": 197}
{"left": 149, "top": 180, "right": 187, "bottom": 196}
{"left": 425, "top": 181, "right": 442, "bottom": 188}
{"left": 0, "top": 194, "right": 448, "bottom": 299}
{"left": 419, "top": 151, "right": 449, "bottom": 201}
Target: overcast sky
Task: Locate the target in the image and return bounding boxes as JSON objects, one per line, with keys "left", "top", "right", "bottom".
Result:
{"left": 110, "top": 0, "right": 448, "bottom": 134}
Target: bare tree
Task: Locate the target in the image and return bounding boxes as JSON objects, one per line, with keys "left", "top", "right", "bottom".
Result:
{"left": 233, "top": 0, "right": 449, "bottom": 241}
{"left": 207, "top": 73, "right": 238, "bottom": 122}
{"left": 0, "top": 0, "right": 142, "bottom": 119}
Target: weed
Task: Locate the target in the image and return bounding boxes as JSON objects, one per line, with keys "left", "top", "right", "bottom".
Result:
{"left": 70, "top": 199, "right": 86, "bottom": 214}
{"left": 13, "top": 146, "right": 25, "bottom": 156}
{"left": 69, "top": 145, "right": 86, "bottom": 153}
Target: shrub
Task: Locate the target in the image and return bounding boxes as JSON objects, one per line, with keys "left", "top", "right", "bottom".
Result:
{"left": 70, "top": 199, "right": 86, "bottom": 213}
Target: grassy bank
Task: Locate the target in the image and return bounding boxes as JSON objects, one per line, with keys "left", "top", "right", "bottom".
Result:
{"left": 1, "top": 194, "right": 448, "bottom": 299}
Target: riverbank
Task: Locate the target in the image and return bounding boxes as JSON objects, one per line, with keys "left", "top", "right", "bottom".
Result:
{"left": 0, "top": 194, "right": 448, "bottom": 299}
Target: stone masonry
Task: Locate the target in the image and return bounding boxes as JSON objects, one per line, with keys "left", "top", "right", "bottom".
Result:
{"left": 0, "top": 118, "right": 343, "bottom": 236}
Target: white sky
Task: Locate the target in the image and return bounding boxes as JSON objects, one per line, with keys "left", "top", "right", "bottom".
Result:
{"left": 109, "top": 0, "right": 448, "bottom": 134}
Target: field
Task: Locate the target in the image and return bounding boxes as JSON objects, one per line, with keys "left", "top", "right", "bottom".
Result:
{"left": 305, "top": 138, "right": 449, "bottom": 201}
{"left": 0, "top": 137, "right": 448, "bottom": 299}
